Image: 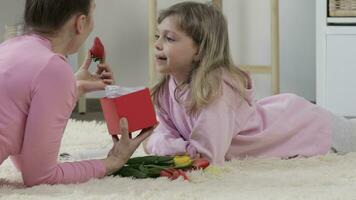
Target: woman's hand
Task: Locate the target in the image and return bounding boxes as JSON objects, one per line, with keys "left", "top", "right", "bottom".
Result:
{"left": 75, "top": 51, "right": 114, "bottom": 99}
{"left": 103, "top": 118, "right": 157, "bottom": 175}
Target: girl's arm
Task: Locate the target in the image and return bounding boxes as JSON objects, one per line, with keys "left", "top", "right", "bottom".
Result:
{"left": 146, "top": 84, "right": 239, "bottom": 165}
{"left": 145, "top": 110, "right": 189, "bottom": 156}
{"left": 188, "top": 98, "right": 236, "bottom": 165}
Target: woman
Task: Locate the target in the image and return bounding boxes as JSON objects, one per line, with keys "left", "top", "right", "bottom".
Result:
{"left": 0, "top": 0, "right": 153, "bottom": 186}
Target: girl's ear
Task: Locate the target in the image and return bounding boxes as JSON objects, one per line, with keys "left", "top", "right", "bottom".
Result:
{"left": 75, "top": 14, "right": 87, "bottom": 34}
{"left": 193, "top": 50, "right": 201, "bottom": 62}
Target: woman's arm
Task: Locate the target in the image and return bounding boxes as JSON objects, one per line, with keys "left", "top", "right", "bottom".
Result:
{"left": 10, "top": 56, "right": 140, "bottom": 187}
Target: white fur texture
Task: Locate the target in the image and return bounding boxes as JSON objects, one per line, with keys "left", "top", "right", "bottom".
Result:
{"left": 1, "top": 119, "right": 356, "bottom": 200}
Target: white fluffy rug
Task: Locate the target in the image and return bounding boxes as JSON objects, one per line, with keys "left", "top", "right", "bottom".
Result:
{"left": 1, "top": 120, "right": 356, "bottom": 200}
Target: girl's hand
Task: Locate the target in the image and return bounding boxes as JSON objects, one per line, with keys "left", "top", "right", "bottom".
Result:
{"left": 75, "top": 51, "right": 114, "bottom": 99}
{"left": 103, "top": 118, "right": 157, "bottom": 175}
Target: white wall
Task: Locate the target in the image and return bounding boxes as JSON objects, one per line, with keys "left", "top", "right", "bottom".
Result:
{"left": 279, "top": 0, "right": 316, "bottom": 101}
{"left": 224, "top": 0, "right": 272, "bottom": 99}
{"left": 0, "top": 0, "right": 24, "bottom": 41}
{"left": 0, "top": 0, "right": 317, "bottom": 101}
{"left": 224, "top": 0, "right": 316, "bottom": 101}
{"left": 85, "top": 0, "right": 150, "bottom": 98}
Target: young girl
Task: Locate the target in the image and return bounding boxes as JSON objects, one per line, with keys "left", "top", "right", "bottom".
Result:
{"left": 144, "top": 1, "right": 356, "bottom": 165}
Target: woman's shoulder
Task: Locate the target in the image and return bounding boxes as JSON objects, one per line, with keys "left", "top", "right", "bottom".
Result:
{"left": 22, "top": 34, "right": 74, "bottom": 86}
{"left": 1, "top": 34, "right": 72, "bottom": 82}
{"left": 7, "top": 34, "right": 67, "bottom": 65}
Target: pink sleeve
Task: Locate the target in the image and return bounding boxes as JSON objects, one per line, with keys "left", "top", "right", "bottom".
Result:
{"left": 188, "top": 99, "right": 236, "bottom": 165}
{"left": 10, "top": 56, "right": 106, "bottom": 187}
{"left": 147, "top": 97, "right": 236, "bottom": 165}
{"left": 146, "top": 110, "right": 189, "bottom": 156}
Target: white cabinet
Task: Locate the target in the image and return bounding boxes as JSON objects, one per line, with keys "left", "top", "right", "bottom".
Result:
{"left": 316, "top": 0, "right": 356, "bottom": 117}
{"left": 325, "top": 35, "right": 356, "bottom": 115}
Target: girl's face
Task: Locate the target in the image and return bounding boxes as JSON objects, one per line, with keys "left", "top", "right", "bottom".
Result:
{"left": 154, "top": 16, "right": 199, "bottom": 83}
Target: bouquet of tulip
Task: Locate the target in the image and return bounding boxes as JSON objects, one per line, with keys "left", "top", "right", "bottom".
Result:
{"left": 113, "top": 155, "right": 210, "bottom": 181}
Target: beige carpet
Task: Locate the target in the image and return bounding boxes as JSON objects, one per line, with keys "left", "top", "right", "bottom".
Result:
{"left": 1, "top": 120, "right": 356, "bottom": 200}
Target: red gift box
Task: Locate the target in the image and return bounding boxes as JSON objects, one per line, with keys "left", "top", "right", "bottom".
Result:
{"left": 100, "top": 88, "right": 157, "bottom": 134}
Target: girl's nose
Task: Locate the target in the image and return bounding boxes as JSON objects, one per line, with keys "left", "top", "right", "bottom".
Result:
{"left": 154, "top": 39, "right": 162, "bottom": 51}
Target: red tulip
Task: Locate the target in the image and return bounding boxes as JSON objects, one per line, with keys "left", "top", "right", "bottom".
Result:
{"left": 160, "top": 168, "right": 189, "bottom": 181}
{"left": 171, "top": 169, "right": 181, "bottom": 180}
{"left": 192, "top": 158, "right": 210, "bottom": 170}
{"left": 159, "top": 169, "right": 173, "bottom": 178}
{"left": 89, "top": 37, "right": 105, "bottom": 62}
{"left": 178, "top": 169, "right": 189, "bottom": 181}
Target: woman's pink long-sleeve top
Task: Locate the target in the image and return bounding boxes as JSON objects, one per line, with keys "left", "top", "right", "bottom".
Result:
{"left": 0, "top": 34, "right": 106, "bottom": 186}
{"left": 146, "top": 75, "right": 332, "bottom": 165}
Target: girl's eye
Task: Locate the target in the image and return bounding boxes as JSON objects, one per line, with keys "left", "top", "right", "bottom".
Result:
{"left": 166, "top": 36, "right": 175, "bottom": 42}
{"left": 154, "top": 34, "right": 160, "bottom": 40}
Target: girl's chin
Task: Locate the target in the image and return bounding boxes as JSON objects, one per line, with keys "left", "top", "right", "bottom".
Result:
{"left": 155, "top": 66, "right": 170, "bottom": 74}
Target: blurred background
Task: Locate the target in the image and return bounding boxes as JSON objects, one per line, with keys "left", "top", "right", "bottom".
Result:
{"left": 0, "top": 0, "right": 316, "bottom": 119}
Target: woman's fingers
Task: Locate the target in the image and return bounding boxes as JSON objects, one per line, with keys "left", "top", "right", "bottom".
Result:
{"left": 102, "top": 79, "right": 114, "bottom": 85}
{"left": 95, "top": 64, "right": 115, "bottom": 84}
{"left": 106, "top": 118, "right": 157, "bottom": 171}
{"left": 98, "top": 63, "right": 112, "bottom": 72}
{"left": 96, "top": 63, "right": 112, "bottom": 75}
{"left": 100, "top": 71, "right": 113, "bottom": 79}
{"left": 112, "top": 135, "right": 119, "bottom": 142}
{"left": 101, "top": 79, "right": 113, "bottom": 85}
{"left": 95, "top": 65, "right": 104, "bottom": 75}
{"left": 119, "top": 118, "right": 130, "bottom": 140}
{"left": 117, "top": 118, "right": 155, "bottom": 145}
{"left": 80, "top": 51, "right": 92, "bottom": 70}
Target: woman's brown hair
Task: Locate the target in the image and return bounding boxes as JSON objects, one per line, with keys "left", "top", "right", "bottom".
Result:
{"left": 24, "top": 0, "right": 92, "bottom": 35}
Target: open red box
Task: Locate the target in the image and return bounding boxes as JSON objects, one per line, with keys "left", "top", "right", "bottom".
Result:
{"left": 100, "top": 88, "right": 157, "bottom": 134}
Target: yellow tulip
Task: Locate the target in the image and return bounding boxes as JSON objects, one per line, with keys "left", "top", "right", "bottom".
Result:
{"left": 173, "top": 155, "right": 193, "bottom": 168}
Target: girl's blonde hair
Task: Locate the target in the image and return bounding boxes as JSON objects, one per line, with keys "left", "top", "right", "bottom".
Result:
{"left": 151, "top": 1, "right": 249, "bottom": 114}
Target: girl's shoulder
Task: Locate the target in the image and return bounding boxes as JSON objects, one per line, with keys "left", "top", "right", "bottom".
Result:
{"left": 221, "top": 69, "right": 252, "bottom": 88}
{"left": 220, "top": 70, "right": 254, "bottom": 105}
{"left": 220, "top": 70, "right": 248, "bottom": 92}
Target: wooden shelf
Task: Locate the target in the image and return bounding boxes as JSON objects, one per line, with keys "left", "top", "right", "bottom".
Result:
{"left": 327, "top": 26, "right": 356, "bottom": 34}
{"left": 327, "top": 17, "right": 356, "bottom": 24}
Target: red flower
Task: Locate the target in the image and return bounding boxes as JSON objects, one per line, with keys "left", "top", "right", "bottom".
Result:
{"left": 160, "top": 168, "right": 189, "bottom": 181}
{"left": 192, "top": 158, "right": 210, "bottom": 170}
{"left": 89, "top": 37, "right": 105, "bottom": 62}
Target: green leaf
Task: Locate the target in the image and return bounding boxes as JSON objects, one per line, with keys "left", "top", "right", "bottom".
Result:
{"left": 145, "top": 167, "right": 163, "bottom": 178}
{"left": 113, "top": 166, "right": 148, "bottom": 179}
{"left": 113, "top": 164, "right": 165, "bottom": 179}
{"left": 127, "top": 155, "right": 173, "bottom": 165}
